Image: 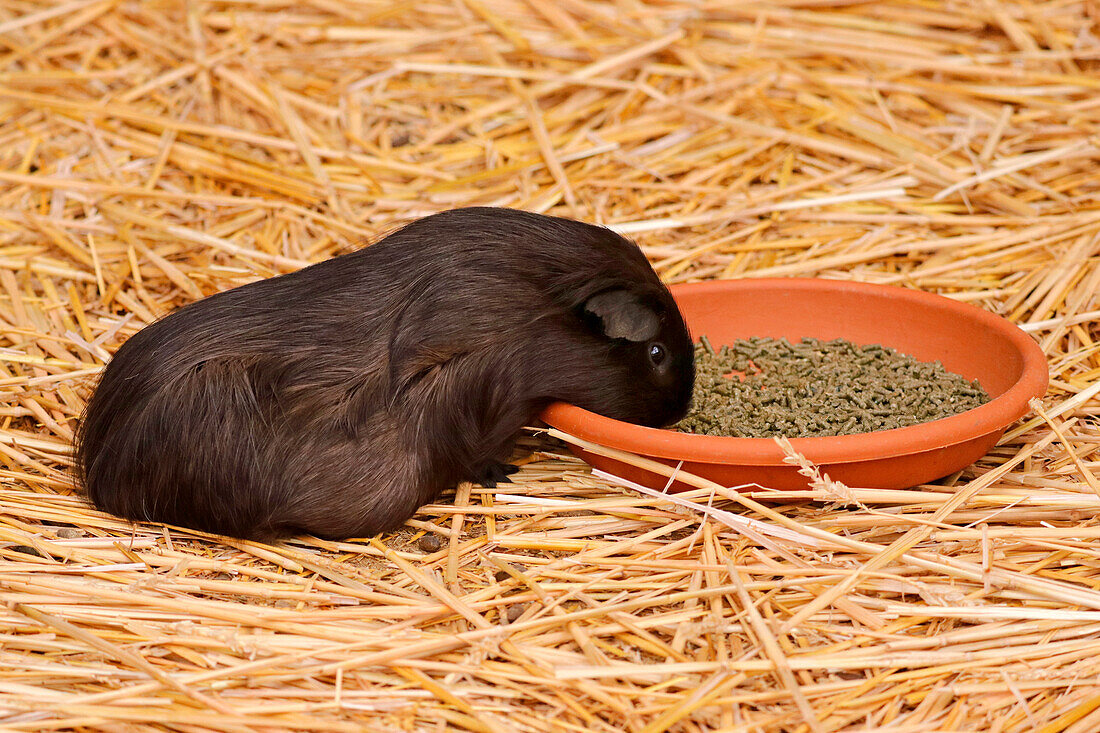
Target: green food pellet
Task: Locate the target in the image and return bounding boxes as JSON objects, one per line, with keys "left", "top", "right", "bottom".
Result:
{"left": 676, "top": 336, "right": 991, "bottom": 438}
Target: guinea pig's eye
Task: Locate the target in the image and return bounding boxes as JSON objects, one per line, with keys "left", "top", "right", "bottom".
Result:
{"left": 648, "top": 343, "right": 667, "bottom": 367}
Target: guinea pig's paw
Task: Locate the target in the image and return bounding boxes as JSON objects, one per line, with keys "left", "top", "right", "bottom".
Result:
{"left": 476, "top": 462, "right": 520, "bottom": 488}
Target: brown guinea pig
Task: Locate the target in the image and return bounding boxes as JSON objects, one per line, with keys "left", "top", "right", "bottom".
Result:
{"left": 76, "top": 207, "right": 695, "bottom": 540}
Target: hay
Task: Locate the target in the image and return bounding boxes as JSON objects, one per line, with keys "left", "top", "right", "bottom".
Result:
{"left": 0, "top": 0, "right": 1098, "bottom": 729}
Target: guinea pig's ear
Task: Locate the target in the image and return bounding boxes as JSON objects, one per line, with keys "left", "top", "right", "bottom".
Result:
{"left": 583, "top": 289, "right": 660, "bottom": 342}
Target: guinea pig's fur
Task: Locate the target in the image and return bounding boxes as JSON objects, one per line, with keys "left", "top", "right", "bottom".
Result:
{"left": 76, "top": 207, "right": 695, "bottom": 540}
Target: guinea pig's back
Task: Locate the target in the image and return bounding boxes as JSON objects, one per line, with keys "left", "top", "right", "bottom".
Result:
{"left": 76, "top": 249, "right": 401, "bottom": 530}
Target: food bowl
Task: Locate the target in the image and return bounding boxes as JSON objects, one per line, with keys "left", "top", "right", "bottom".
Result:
{"left": 541, "top": 278, "right": 1049, "bottom": 492}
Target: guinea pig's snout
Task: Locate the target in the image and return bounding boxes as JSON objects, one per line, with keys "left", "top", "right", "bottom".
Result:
{"left": 667, "top": 368, "right": 695, "bottom": 425}
{"left": 641, "top": 350, "right": 695, "bottom": 428}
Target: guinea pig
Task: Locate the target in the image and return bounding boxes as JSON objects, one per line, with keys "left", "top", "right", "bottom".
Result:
{"left": 76, "top": 207, "right": 695, "bottom": 541}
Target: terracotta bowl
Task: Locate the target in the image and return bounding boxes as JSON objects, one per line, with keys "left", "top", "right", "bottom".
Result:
{"left": 541, "top": 278, "right": 1049, "bottom": 492}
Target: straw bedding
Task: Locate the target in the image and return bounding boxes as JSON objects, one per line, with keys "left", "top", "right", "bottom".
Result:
{"left": 0, "top": 0, "right": 1098, "bottom": 730}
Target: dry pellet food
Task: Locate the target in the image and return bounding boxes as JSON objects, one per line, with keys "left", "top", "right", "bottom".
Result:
{"left": 676, "top": 336, "right": 990, "bottom": 438}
